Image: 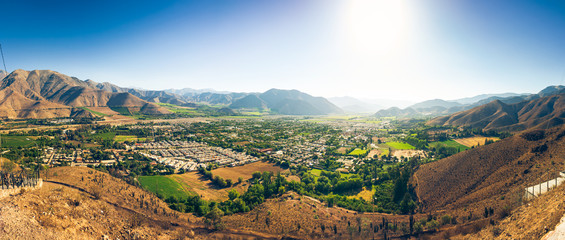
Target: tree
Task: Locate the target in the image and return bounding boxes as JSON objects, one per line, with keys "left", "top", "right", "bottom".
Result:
{"left": 228, "top": 189, "right": 240, "bottom": 200}
{"left": 204, "top": 206, "right": 225, "bottom": 230}
{"left": 1, "top": 160, "right": 15, "bottom": 173}
{"left": 252, "top": 171, "right": 262, "bottom": 179}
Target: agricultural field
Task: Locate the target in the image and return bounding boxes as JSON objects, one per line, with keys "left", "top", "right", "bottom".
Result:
{"left": 77, "top": 107, "right": 108, "bottom": 116}
{"left": 211, "top": 161, "right": 285, "bottom": 181}
{"left": 310, "top": 169, "right": 322, "bottom": 176}
{"left": 169, "top": 172, "right": 244, "bottom": 201}
{"left": 385, "top": 141, "right": 415, "bottom": 150}
{"left": 108, "top": 106, "right": 133, "bottom": 116}
{"left": 335, "top": 147, "right": 347, "bottom": 154}
{"left": 114, "top": 135, "right": 147, "bottom": 142}
{"left": 367, "top": 149, "right": 380, "bottom": 158}
{"left": 348, "top": 148, "right": 367, "bottom": 156}
{"left": 157, "top": 103, "right": 200, "bottom": 115}
{"left": 85, "top": 106, "right": 120, "bottom": 116}
{"left": 379, "top": 148, "right": 390, "bottom": 157}
{"left": 153, "top": 161, "right": 287, "bottom": 202}
{"left": 92, "top": 132, "right": 116, "bottom": 140}
{"left": 348, "top": 187, "right": 375, "bottom": 202}
{"left": 454, "top": 136, "right": 500, "bottom": 147}
{"left": 137, "top": 175, "right": 193, "bottom": 200}
{"left": 0, "top": 135, "right": 37, "bottom": 147}
{"left": 392, "top": 150, "right": 426, "bottom": 159}
{"left": 429, "top": 140, "right": 470, "bottom": 151}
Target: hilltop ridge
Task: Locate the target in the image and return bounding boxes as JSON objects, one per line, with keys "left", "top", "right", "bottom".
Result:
{"left": 0, "top": 69, "right": 170, "bottom": 119}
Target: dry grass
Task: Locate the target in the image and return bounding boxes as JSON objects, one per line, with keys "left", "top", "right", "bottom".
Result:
{"left": 335, "top": 147, "right": 348, "bottom": 154}
{"left": 392, "top": 149, "right": 425, "bottom": 159}
{"left": 170, "top": 161, "right": 285, "bottom": 201}
{"left": 455, "top": 137, "right": 500, "bottom": 147}
{"left": 211, "top": 161, "right": 286, "bottom": 181}
{"left": 367, "top": 149, "right": 380, "bottom": 158}
{"left": 224, "top": 191, "right": 417, "bottom": 239}
{"left": 0, "top": 166, "right": 281, "bottom": 239}
{"left": 169, "top": 172, "right": 248, "bottom": 201}
{"left": 347, "top": 187, "right": 375, "bottom": 202}
{"left": 85, "top": 107, "right": 120, "bottom": 116}
{"left": 453, "top": 184, "right": 565, "bottom": 240}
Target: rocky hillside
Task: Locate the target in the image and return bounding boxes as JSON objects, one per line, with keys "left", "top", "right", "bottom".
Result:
{"left": 414, "top": 126, "right": 565, "bottom": 216}
{"left": 427, "top": 93, "right": 565, "bottom": 131}
{"left": 0, "top": 70, "right": 170, "bottom": 119}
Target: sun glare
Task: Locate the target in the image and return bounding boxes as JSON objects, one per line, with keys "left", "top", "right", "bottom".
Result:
{"left": 342, "top": 0, "right": 416, "bottom": 57}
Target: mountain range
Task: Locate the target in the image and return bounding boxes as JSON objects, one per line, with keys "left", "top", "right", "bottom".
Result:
{"left": 427, "top": 89, "right": 565, "bottom": 132}
{"left": 374, "top": 86, "right": 565, "bottom": 118}
{"left": 0, "top": 69, "right": 344, "bottom": 118}
{"left": 0, "top": 69, "right": 170, "bottom": 119}
{"left": 2, "top": 69, "right": 564, "bottom": 120}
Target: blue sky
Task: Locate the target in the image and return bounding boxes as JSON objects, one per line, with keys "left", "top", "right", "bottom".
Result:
{"left": 1, "top": 0, "right": 565, "bottom": 101}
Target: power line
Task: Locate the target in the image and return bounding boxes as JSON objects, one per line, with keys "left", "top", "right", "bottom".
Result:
{"left": 0, "top": 44, "right": 6, "bottom": 73}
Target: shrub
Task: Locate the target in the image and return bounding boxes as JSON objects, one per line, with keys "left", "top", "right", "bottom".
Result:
{"left": 440, "top": 215, "right": 452, "bottom": 225}
{"left": 521, "top": 130, "right": 545, "bottom": 141}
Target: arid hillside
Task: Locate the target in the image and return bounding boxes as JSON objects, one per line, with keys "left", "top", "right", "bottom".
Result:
{"left": 0, "top": 167, "right": 280, "bottom": 240}
{"left": 0, "top": 69, "right": 170, "bottom": 119}
{"left": 427, "top": 93, "right": 565, "bottom": 131}
{"left": 414, "top": 126, "right": 565, "bottom": 217}
{"left": 452, "top": 183, "right": 565, "bottom": 240}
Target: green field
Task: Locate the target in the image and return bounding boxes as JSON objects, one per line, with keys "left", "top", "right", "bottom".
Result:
{"left": 379, "top": 148, "right": 390, "bottom": 157}
{"left": 157, "top": 103, "right": 200, "bottom": 115}
{"left": 138, "top": 175, "right": 192, "bottom": 200}
{"left": 77, "top": 107, "right": 108, "bottom": 116}
{"left": 309, "top": 169, "right": 353, "bottom": 179}
{"left": 0, "top": 136, "right": 36, "bottom": 147}
{"left": 92, "top": 132, "right": 116, "bottom": 140}
{"left": 429, "top": 140, "right": 470, "bottom": 151}
{"left": 108, "top": 106, "right": 133, "bottom": 115}
{"left": 348, "top": 148, "right": 368, "bottom": 156}
{"left": 310, "top": 169, "right": 323, "bottom": 176}
{"left": 114, "top": 135, "right": 147, "bottom": 142}
{"left": 385, "top": 142, "right": 415, "bottom": 150}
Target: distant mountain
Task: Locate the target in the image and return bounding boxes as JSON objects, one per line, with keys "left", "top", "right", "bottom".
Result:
{"left": 229, "top": 94, "right": 267, "bottom": 110}
{"left": 0, "top": 69, "right": 170, "bottom": 119}
{"left": 189, "top": 92, "right": 248, "bottom": 105}
{"left": 0, "top": 70, "right": 6, "bottom": 80}
{"left": 374, "top": 92, "right": 534, "bottom": 118}
{"left": 328, "top": 96, "right": 383, "bottom": 113}
{"left": 538, "top": 85, "right": 565, "bottom": 97}
{"left": 374, "top": 107, "right": 418, "bottom": 118}
{"left": 427, "top": 92, "right": 565, "bottom": 132}
{"left": 409, "top": 99, "right": 462, "bottom": 109}
{"left": 453, "top": 92, "right": 526, "bottom": 105}
{"left": 165, "top": 88, "right": 231, "bottom": 97}
{"left": 83, "top": 80, "right": 190, "bottom": 106}
{"left": 259, "top": 89, "right": 342, "bottom": 115}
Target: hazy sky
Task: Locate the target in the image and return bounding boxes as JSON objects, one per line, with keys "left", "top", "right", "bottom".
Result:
{"left": 2, "top": 0, "right": 565, "bottom": 101}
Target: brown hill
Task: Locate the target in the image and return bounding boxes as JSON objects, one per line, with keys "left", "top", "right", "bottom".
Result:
{"left": 453, "top": 184, "right": 565, "bottom": 240}
{"left": 0, "top": 167, "right": 279, "bottom": 239}
{"left": 413, "top": 126, "right": 565, "bottom": 217}
{"left": 427, "top": 93, "right": 565, "bottom": 132}
{"left": 0, "top": 69, "right": 170, "bottom": 119}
